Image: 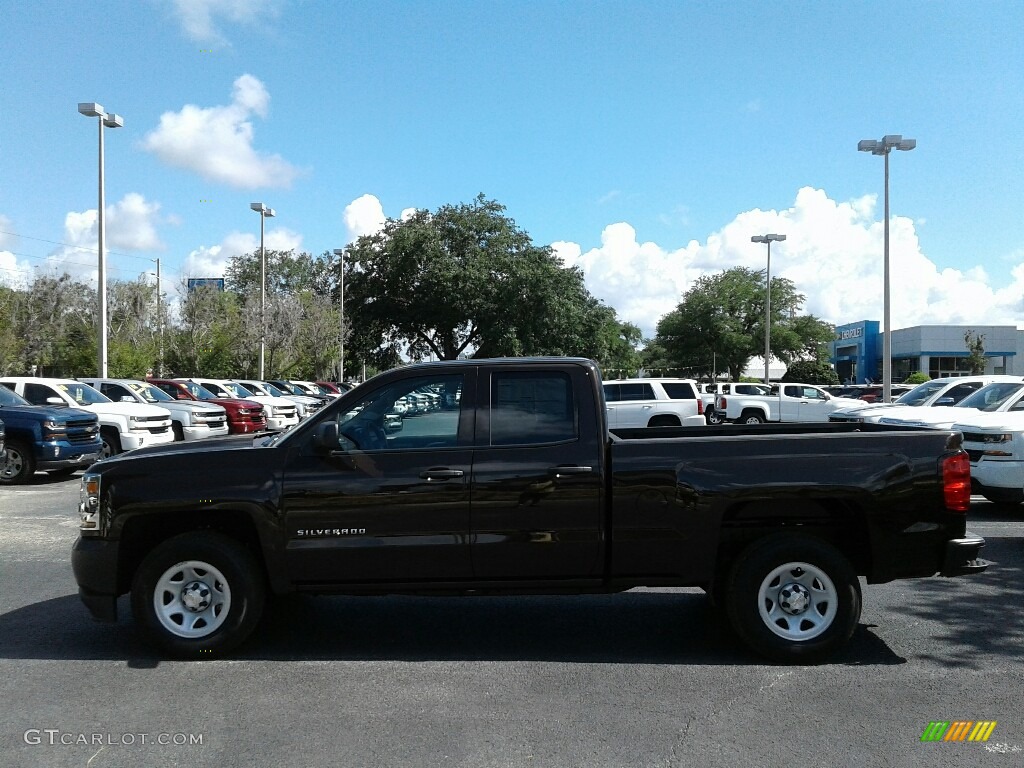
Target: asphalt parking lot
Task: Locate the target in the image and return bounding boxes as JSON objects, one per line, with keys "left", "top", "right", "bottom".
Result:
{"left": 1, "top": 475, "right": 1022, "bottom": 768}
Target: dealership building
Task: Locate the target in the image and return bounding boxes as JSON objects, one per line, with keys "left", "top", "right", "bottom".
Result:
{"left": 829, "top": 321, "right": 1021, "bottom": 384}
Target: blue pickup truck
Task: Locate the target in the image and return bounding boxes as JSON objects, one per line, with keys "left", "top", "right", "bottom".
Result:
{"left": 0, "top": 383, "right": 102, "bottom": 484}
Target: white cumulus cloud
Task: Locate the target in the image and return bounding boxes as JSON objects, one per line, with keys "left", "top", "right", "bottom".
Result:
{"left": 555, "top": 186, "right": 1024, "bottom": 338}
{"left": 343, "top": 194, "right": 387, "bottom": 243}
{"left": 141, "top": 74, "right": 300, "bottom": 189}
{"left": 182, "top": 227, "right": 304, "bottom": 280}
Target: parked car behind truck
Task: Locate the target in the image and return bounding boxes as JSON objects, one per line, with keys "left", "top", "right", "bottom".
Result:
{"left": 0, "top": 383, "right": 101, "bottom": 484}
{"left": 72, "top": 357, "right": 986, "bottom": 664}
{"left": 147, "top": 378, "right": 268, "bottom": 435}
{"left": 78, "top": 378, "right": 229, "bottom": 442}
{"left": 0, "top": 377, "right": 172, "bottom": 458}
{"left": 718, "top": 383, "right": 864, "bottom": 424}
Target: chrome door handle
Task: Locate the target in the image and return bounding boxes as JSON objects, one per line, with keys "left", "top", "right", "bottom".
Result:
{"left": 419, "top": 468, "right": 464, "bottom": 480}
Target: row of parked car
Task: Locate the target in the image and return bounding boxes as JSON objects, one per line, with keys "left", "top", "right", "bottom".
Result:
{"left": 0, "top": 375, "right": 355, "bottom": 485}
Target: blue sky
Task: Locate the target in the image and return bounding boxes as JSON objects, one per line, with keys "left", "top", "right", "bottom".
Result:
{"left": 2, "top": 0, "right": 1023, "bottom": 339}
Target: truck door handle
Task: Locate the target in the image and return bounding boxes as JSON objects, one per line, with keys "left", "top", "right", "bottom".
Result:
{"left": 548, "top": 465, "right": 593, "bottom": 477}
{"left": 419, "top": 468, "right": 464, "bottom": 480}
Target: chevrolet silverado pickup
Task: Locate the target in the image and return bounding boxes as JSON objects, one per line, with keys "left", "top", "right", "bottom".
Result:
{"left": 72, "top": 358, "right": 987, "bottom": 663}
{"left": 0, "top": 384, "right": 101, "bottom": 484}
{"left": 718, "top": 383, "right": 864, "bottom": 424}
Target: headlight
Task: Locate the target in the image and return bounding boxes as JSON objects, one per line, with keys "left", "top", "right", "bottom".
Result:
{"left": 42, "top": 420, "right": 67, "bottom": 437}
{"left": 981, "top": 433, "right": 1012, "bottom": 444}
{"left": 79, "top": 473, "right": 101, "bottom": 532}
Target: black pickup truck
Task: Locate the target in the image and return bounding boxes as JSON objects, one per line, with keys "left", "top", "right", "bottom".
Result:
{"left": 72, "top": 358, "right": 987, "bottom": 663}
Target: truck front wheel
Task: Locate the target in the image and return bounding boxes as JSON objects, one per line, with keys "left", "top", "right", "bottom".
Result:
{"left": 725, "top": 535, "right": 861, "bottom": 664}
{"left": 131, "top": 532, "right": 265, "bottom": 659}
{"left": 0, "top": 440, "right": 36, "bottom": 484}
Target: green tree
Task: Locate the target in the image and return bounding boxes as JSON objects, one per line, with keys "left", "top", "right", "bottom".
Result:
{"left": 165, "top": 282, "right": 244, "bottom": 377}
{"left": 342, "top": 194, "right": 622, "bottom": 363}
{"left": 781, "top": 360, "right": 840, "bottom": 385}
{"left": 903, "top": 371, "right": 930, "bottom": 384}
{"left": 964, "top": 330, "right": 986, "bottom": 374}
{"left": 650, "top": 267, "right": 822, "bottom": 381}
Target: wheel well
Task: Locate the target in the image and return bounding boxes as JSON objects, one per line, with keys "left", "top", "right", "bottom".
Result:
{"left": 116, "top": 510, "right": 267, "bottom": 595}
{"left": 740, "top": 408, "right": 765, "bottom": 421}
{"left": 713, "top": 499, "right": 870, "bottom": 587}
{"left": 100, "top": 426, "right": 121, "bottom": 449}
{"left": 648, "top": 415, "right": 681, "bottom": 427}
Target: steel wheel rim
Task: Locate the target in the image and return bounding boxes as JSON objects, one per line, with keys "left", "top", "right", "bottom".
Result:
{"left": 1, "top": 447, "right": 24, "bottom": 480}
{"left": 758, "top": 561, "right": 837, "bottom": 642}
{"left": 153, "top": 559, "right": 232, "bottom": 639}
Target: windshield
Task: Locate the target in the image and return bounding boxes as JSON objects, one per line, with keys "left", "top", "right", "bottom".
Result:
{"left": 234, "top": 382, "right": 262, "bottom": 396}
{"left": 127, "top": 382, "right": 175, "bottom": 402}
{"left": 182, "top": 381, "right": 218, "bottom": 400}
{"left": 273, "top": 381, "right": 303, "bottom": 395}
{"left": 895, "top": 381, "right": 948, "bottom": 406}
{"left": 59, "top": 383, "right": 111, "bottom": 405}
{"left": 221, "top": 382, "right": 251, "bottom": 398}
{"left": 956, "top": 382, "right": 1024, "bottom": 412}
{"left": 263, "top": 382, "right": 291, "bottom": 397}
{"left": 0, "top": 385, "right": 31, "bottom": 407}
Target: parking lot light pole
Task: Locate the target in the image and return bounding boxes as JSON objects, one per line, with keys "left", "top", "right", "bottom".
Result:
{"left": 250, "top": 202, "right": 276, "bottom": 379}
{"left": 332, "top": 248, "right": 346, "bottom": 383}
{"left": 78, "top": 102, "right": 123, "bottom": 377}
{"left": 751, "top": 234, "right": 786, "bottom": 385}
{"left": 858, "top": 134, "right": 916, "bottom": 403}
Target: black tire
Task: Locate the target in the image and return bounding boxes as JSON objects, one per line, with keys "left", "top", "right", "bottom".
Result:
{"left": 706, "top": 408, "right": 725, "bottom": 426}
{"left": 724, "top": 534, "right": 861, "bottom": 664}
{"left": 980, "top": 489, "right": 1023, "bottom": 505}
{"left": 100, "top": 430, "right": 121, "bottom": 458}
{"left": 740, "top": 411, "right": 765, "bottom": 425}
{"left": 0, "top": 440, "right": 36, "bottom": 484}
{"left": 131, "top": 532, "right": 266, "bottom": 659}
{"left": 172, "top": 422, "right": 185, "bottom": 442}
{"left": 648, "top": 415, "right": 681, "bottom": 428}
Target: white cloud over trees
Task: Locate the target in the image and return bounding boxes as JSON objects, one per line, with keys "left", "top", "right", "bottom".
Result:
{"left": 141, "top": 74, "right": 300, "bottom": 189}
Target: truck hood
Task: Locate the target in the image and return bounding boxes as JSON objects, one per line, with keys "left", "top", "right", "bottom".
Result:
{"left": 951, "top": 411, "right": 1024, "bottom": 431}
{"left": 81, "top": 402, "right": 172, "bottom": 419}
{"left": 877, "top": 405, "right": 980, "bottom": 428}
{"left": 95, "top": 432, "right": 267, "bottom": 466}
{"left": 0, "top": 403, "right": 97, "bottom": 422}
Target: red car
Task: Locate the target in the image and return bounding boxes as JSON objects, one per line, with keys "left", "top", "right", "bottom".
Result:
{"left": 148, "top": 378, "right": 268, "bottom": 434}
{"left": 315, "top": 381, "right": 355, "bottom": 395}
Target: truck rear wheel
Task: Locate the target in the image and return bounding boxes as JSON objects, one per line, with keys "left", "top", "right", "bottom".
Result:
{"left": 740, "top": 411, "right": 765, "bottom": 424}
{"left": 706, "top": 408, "right": 725, "bottom": 425}
{"left": 725, "top": 535, "right": 861, "bottom": 664}
{"left": 0, "top": 440, "right": 35, "bottom": 484}
{"left": 131, "top": 532, "right": 265, "bottom": 659}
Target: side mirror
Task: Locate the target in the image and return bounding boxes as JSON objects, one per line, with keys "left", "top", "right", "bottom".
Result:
{"left": 313, "top": 421, "right": 341, "bottom": 452}
{"left": 121, "top": 396, "right": 135, "bottom": 403}
{"left": 176, "top": 393, "right": 188, "bottom": 400}
{"left": 46, "top": 397, "right": 66, "bottom": 406}
{"left": 935, "top": 397, "right": 955, "bottom": 406}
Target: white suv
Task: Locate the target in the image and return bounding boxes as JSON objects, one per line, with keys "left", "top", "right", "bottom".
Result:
{"left": 602, "top": 378, "right": 706, "bottom": 429}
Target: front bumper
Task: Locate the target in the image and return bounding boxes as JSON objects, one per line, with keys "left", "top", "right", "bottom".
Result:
{"left": 182, "top": 423, "right": 231, "bottom": 441}
{"left": 940, "top": 533, "right": 989, "bottom": 577}
{"left": 71, "top": 536, "right": 121, "bottom": 621}
{"left": 121, "top": 429, "right": 175, "bottom": 451}
{"left": 38, "top": 450, "right": 101, "bottom": 472}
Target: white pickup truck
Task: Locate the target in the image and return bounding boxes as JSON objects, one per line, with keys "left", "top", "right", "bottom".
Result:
{"left": 828, "top": 375, "right": 1021, "bottom": 424}
{"left": 602, "top": 378, "right": 706, "bottom": 428}
{"left": 718, "top": 383, "right": 863, "bottom": 424}
{"left": 0, "top": 376, "right": 174, "bottom": 457}
{"left": 700, "top": 382, "right": 772, "bottom": 425}
{"left": 875, "top": 380, "right": 1024, "bottom": 430}
{"left": 954, "top": 410, "right": 1024, "bottom": 505}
